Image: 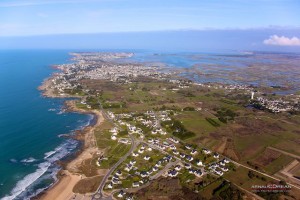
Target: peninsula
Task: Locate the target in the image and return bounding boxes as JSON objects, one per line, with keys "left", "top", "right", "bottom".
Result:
{"left": 39, "top": 52, "right": 300, "bottom": 200}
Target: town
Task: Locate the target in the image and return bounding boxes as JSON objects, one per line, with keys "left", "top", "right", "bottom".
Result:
{"left": 41, "top": 52, "right": 300, "bottom": 200}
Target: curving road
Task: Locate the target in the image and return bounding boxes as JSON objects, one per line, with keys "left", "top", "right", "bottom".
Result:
{"left": 92, "top": 134, "right": 137, "bottom": 199}
{"left": 91, "top": 99, "right": 139, "bottom": 199}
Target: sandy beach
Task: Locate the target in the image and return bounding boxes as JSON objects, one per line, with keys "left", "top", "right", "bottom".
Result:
{"left": 39, "top": 98, "right": 104, "bottom": 200}
{"left": 41, "top": 170, "right": 82, "bottom": 200}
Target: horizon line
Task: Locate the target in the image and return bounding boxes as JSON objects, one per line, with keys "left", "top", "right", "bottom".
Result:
{"left": 1, "top": 26, "right": 300, "bottom": 38}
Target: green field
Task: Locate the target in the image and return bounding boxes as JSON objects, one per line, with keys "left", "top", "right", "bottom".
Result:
{"left": 73, "top": 77, "right": 300, "bottom": 198}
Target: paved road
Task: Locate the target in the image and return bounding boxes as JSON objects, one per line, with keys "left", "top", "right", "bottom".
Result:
{"left": 143, "top": 141, "right": 205, "bottom": 171}
{"left": 150, "top": 159, "right": 179, "bottom": 180}
{"left": 92, "top": 134, "right": 137, "bottom": 200}
{"left": 91, "top": 100, "right": 139, "bottom": 199}
{"left": 91, "top": 98, "right": 300, "bottom": 199}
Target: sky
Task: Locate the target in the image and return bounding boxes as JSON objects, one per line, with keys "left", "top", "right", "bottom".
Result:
{"left": 0, "top": 0, "right": 300, "bottom": 51}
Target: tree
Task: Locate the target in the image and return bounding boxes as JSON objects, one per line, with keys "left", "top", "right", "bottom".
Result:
{"left": 248, "top": 170, "right": 255, "bottom": 179}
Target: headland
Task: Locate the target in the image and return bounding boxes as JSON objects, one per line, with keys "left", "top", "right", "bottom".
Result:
{"left": 36, "top": 51, "right": 300, "bottom": 200}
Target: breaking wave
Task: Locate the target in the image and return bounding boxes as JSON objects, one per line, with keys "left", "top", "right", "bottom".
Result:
{"left": 20, "top": 157, "right": 37, "bottom": 163}
{"left": 2, "top": 139, "right": 78, "bottom": 200}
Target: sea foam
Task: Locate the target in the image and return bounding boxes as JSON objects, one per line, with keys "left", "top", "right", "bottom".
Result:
{"left": 2, "top": 139, "right": 78, "bottom": 200}
{"left": 20, "top": 157, "right": 37, "bottom": 163}
{"left": 2, "top": 162, "right": 51, "bottom": 200}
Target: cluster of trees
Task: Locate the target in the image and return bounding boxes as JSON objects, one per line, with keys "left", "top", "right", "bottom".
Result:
{"left": 170, "top": 119, "right": 195, "bottom": 140}
{"left": 177, "top": 89, "right": 196, "bottom": 97}
{"left": 85, "top": 96, "right": 100, "bottom": 109}
{"left": 183, "top": 106, "right": 195, "bottom": 111}
{"left": 212, "top": 181, "right": 243, "bottom": 200}
{"left": 205, "top": 117, "right": 220, "bottom": 127}
{"left": 248, "top": 170, "right": 266, "bottom": 181}
{"left": 215, "top": 108, "right": 237, "bottom": 123}
{"left": 102, "top": 101, "right": 127, "bottom": 109}
{"left": 119, "top": 129, "right": 128, "bottom": 136}
{"left": 161, "top": 119, "right": 195, "bottom": 140}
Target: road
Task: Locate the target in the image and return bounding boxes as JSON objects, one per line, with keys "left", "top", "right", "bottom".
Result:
{"left": 231, "top": 160, "right": 300, "bottom": 190}
{"left": 92, "top": 100, "right": 139, "bottom": 199}
{"left": 92, "top": 98, "right": 300, "bottom": 199}
{"left": 150, "top": 159, "right": 180, "bottom": 180}
{"left": 143, "top": 141, "right": 206, "bottom": 172}
{"left": 267, "top": 146, "right": 300, "bottom": 160}
{"left": 92, "top": 134, "right": 137, "bottom": 199}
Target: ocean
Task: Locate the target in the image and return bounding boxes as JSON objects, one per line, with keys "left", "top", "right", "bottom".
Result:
{"left": 0, "top": 49, "right": 298, "bottom": 199}
{"left": 0, "top": 50, "right": 91, "bottom": 199}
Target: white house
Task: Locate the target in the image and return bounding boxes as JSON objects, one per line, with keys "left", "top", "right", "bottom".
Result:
{"left": 144, "top": 155, "right": 151, "bottom": 161}
{"left": 117, "top": 190, "right": 125, "bottom": 198}
{"left": 213, "top": 153, "right": 219, "bottom": 159}
{"left": 191, "top": 149, "right": 198, "bottom": 155}
{"left": 194, "top": 170, "right": 202, "bottom": 177}
{"left": 168, "top": 170, "right": 178, "bottom": 177}
{"left": 221, "top": 167, "right": 228, "bottom": 172}
{"left": 129, "top": 160, "right": 136, "bottom": 165}
{"left": 203, "top": 149, "right": 211, "bottom": 155}
{"left": 175, "top": 165, "right": 182, "bottom": 171}
{"left": 138, "top": 149, "right": 144, "bottom": 154}
{"left": 173, "top": 150, "right": 179, "bottom": 155}
{"left": 132, "top": 182, "right": 140, "bottom": 187}
{"left": 111, "top": 135, "right": 117, "bottom": 140}
{"left": 107, "top": 182, "right": 113, "bottom": 189}
{"left": 148, "top": 138, "right": 154, "bottom": 143}
{"left": 170, "top": 145, "right": 177, "bottom": 150}
{"left": 215, "top": 170, "right": 223, "bottom": 176}
{"left": 124, "top": 164, "right": 133, "bottom": 172}
{"left": 186, "top": 155, "right": 193, "bottom": 162}
{"left": 184, "top": 163, "right": 192, "bottom": 169}
{"left": 196, "top": 160, "right": 203, "bottom": 166}
{"left": 153, "top": 166, "right": 158, "bottom": 172}
{"left": 132, "top": 152, "right": 139, "bottom": 157}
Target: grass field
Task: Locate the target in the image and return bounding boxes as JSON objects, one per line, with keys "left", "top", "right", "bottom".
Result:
{"left": 224, "top": 166, "right": 274, "bottom": 191}
{"left": 100, "top": 143, "right": 131, "bottom": 169}
{"left": 176, "top": 111, "right": 220, "bottom": 135}
{"left": 94, "top": 120, "right": 131, "bottom": 169}
{"left": 73, "top": 176, "right": 103, "bottom": 194}
{"left": 264, "top": 155, "right": 294, "bottom": 174}
{"left": 75, "top": 78, "right": 300, "bottom": 197}
{"left": 199, "top": 179, "right": 223, "bottom": 199}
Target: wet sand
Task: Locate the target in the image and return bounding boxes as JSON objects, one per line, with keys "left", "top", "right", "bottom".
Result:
{"left": 40, "top": 101, "right": 104, "bottom": 200}
{"left": 38, "top": 78, "right": 105, "bottom": 200}
{"left": 41, "top": 170, "right": 81, "bottom": 200}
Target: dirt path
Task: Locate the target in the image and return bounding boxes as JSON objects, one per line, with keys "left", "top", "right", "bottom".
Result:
{"left": 231, "top": 160, "right": 300, "bottom": 190}
{"left": 215, "top": 136, "right": 227, "bottom": 154}
{"left": 267, "top": 146, "right": 300, "bottom": 160}
{"left": 275, "top": 160, "right": 300, "bottom": 187}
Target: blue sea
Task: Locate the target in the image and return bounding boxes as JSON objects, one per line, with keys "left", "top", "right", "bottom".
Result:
{"left": 0, "top": 50, "right": 91, "bottom": 199}
{"left": 0, "top": 49, "right": 298, "bottom": 199}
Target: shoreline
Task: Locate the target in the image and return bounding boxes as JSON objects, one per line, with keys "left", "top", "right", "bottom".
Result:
{"left": 38, "top": 100, "right": 104, "bottom": 200}
{"left": 36, "top": 73, "right": 104, "bottom": 199}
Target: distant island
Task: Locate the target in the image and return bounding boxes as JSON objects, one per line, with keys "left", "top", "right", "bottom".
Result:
{"left": 38, "top": 52, "right": 300, "bottom": 200}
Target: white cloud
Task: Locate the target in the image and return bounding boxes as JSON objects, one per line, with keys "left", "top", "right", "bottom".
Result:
{"left": 263, "top": 35, "right": 300, "bottom": 46}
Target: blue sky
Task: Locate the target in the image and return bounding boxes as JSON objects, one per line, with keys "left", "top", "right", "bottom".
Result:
{"left": 1, "top": 0, "right": 300, "bottom": 36}
{"left": 0, "top": 0, "right": 300, "bottom": 51}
